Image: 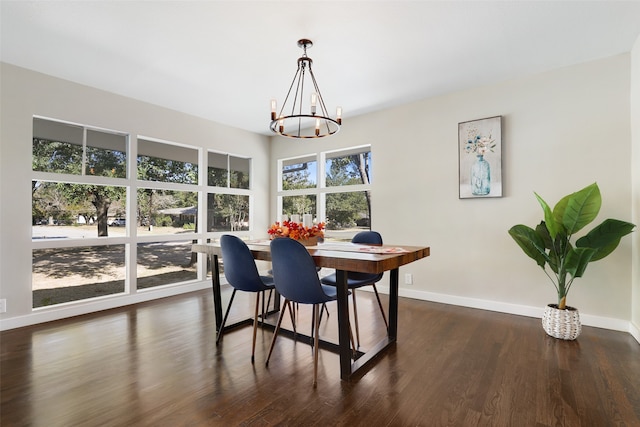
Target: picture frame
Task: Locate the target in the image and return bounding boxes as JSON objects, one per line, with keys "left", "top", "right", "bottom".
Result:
{"left": 458, "top": 116, "right": 502, "bottom": 198}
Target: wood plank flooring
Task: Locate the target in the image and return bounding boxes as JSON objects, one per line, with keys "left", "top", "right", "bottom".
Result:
{"left": 2, "top": 288, "right": 639, "bottom": 426}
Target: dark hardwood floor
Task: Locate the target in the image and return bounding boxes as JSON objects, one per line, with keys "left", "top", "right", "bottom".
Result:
{"left": 2, "top": 287, "right": 639, "bottom": 426}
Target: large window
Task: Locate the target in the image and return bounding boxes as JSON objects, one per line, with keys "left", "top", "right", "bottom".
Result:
{"left": 136, "top": 241, "right": 197, "bottom": 289}
{"left": 281, "top": 155, "right": 316, "bottom": 190}
{"left": 207, "top": 194, "right": 250, "bottom": 232}
{"left": 31, "top": 118, "right": 131, "bottom": 308}
{"left": 32, "top": 118, "right": 128, "bottom": 237}
{"left": 32, "top": 182, "right": 127, "bottom": 238}
{"left": 282, "top": 195, "right": 316, "bottom": 218}
{"left": 277, "top": 146, "right": 372, "bottom": 241}
{"left": 33, "top": 118, "right": 127, "bottom": 178}
{"left": 134, "top": 138, "right": 200, "bottom": 289}
{"left": 208, "top": 152, "right": 250, "bottom": 189}
{"left": 207, "top": 150, "right": 252, "bottom": 232}
{"left": 138, "top": 138, "right": 198, "bottom": 184}
{"left": 31, "top": 117, "right": 255, "bottom": 309}
{"left": 136, "top": 188, "right": 198, "bottom": 234}
{"left": 32, "top": 245, "right": 126, "bottom": 308}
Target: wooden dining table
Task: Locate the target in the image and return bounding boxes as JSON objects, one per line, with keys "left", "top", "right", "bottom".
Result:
{"left": 192, "top": 240, "right": 430, "bottom": 381}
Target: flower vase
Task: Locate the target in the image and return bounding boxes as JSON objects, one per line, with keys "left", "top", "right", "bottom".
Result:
{"left": 471, "top": 155, "right": 491, "bottom": 195}
{"left": 297, "top": 237, "right": 318, "bottom": 247}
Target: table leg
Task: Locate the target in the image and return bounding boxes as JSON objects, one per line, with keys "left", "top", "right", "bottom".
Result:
{"left": 336, "top": 269, "right": 352, "bottom": 381}
{"left": 210, "top": 254, "right": 223, "bottom": 333}
{"left": 342, "top": 268, "right": 399, "bottom": 380}
{"left": 388, "top": 268, "right": 399, "bottom": 340}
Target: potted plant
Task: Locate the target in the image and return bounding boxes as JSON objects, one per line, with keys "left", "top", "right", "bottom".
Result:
{"left": 508, "top": 183, "right": 635, "bottom": 340}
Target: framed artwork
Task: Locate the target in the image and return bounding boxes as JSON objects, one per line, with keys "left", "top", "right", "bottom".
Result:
{"left": 458, "top": 116, "right": 502, "bottom": 198}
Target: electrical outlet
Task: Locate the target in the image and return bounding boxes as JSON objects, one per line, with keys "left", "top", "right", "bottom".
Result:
{"left": 404, "top": 273, "right": 413, "bottom": 285}
{"left": 0, "top": 299, "right": 6, "bottom": 313}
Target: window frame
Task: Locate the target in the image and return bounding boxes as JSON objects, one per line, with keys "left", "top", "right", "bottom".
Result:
{"left": 205, "top": 150, "right": 253, "bottom": 236}
{"left": 30, "top": 117, "right": 257, "bottom": 310}
{"left": 276, "top": 145, "right": 372, "bottom": 240}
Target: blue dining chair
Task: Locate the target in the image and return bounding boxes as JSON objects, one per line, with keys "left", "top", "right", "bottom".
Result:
{"left": 218, "top": 234, "right": 275, "bottom": 363}
{"left": 320, "top": 231, "right": 388, "bottom": 348}
{"left": 266, "top": 237, "right": 338, "bottom": 387}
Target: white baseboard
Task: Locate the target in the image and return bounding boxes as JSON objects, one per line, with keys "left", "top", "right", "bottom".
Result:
{"left": 0, "top": 280, "right": 213, "bottom": 331}
{"left": 630, "top": 322, "right": 640, "bottom": 344}
{"left": 4, "top": 279, "right": 639, "bottom": 347}
{"left": 371, "top": 285, "right": 639, "bottom": 344}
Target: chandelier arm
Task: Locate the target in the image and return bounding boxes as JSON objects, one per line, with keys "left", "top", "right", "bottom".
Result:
{"left": 308, "top": 68, "right": 331, "bottom": 118}
{"left": 295, "top": 68, "right": 306, "bottom": 136}
{"left": 279, "top": 65, "right": 303, "bottom": 118}
{"left": 295, "top": 65, "right": 305, "bottom": 117}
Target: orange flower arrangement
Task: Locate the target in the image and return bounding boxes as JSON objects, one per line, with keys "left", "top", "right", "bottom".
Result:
{"left": 268, "top": 220, "right": 325, "bottom": 241}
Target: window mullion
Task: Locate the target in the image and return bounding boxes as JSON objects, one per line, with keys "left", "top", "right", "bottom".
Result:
{"left": 82, "top": 127, "right": 87, "bottom": 176}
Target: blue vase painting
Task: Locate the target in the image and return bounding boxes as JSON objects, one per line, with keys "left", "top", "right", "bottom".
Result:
{"left": 459, "top": 116, "right": 502, "bottom": 198}
{"left": 471, "top": 154, "right": 491, "bottom": 195}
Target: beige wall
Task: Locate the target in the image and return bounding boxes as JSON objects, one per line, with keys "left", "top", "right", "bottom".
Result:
{"left": 631, "top": 34, "right": 640, "bottom": 341}
{"left": 271, "top": 54, "right": 635, "bottom": 331}
{"left": 0, "top": 63, "right": 271, "bottom": 329}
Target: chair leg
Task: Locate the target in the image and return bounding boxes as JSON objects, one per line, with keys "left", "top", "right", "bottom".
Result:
{"left": 311, "top": 305, "right": 316, "bottom": 349}
{"left": 372, "top": 284, "right": 389, "bottom": 329}
{"left": 351, "top": 289, "right": 361, "bottom": 348}
{"left": 264, "top": 289, "right": 273, "bottom": 318}
{"left": 216, "top": 289, "right": 237, "bottom": 345}
{"left": 260, "top": 289, "right": 266, "bottom": 321}
{"left": 288, "top": 300, "right": 297, "bottom": 335}
{"left": 318, "top": 303, "right": 330, "bottom": 327}
{"left": 315, "top": 302, "right": 356, "bottom": 358}
{"left": 312, "top": 304, "right": 320, "bottom": 387}
{"left": 251, "top": 292, "right": 260, "bottom": 364}
{"left": 321, "top": 303, "right": 330, "bottom": 319}
{"left": 266, "top": 299, "right": 290, "bottom": 366}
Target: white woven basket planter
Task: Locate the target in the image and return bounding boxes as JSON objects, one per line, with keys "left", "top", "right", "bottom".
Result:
{"left": 542, "top": 304, "right": 582, "bottom": 340}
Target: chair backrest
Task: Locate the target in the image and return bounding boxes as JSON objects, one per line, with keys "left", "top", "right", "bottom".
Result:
{"left": 351, "top": 231, "right": 384, "bottom": 282}
{"left": 352, "top": 231, "right": 383, "bottom": 245}
{"left": 220, "top": 234, "right": 270, "bottom": 292}
{"left": 270, "top": 238, "right": 335, "bottom": 305}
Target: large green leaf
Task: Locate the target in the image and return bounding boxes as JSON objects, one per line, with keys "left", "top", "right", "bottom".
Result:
{"left": 536, "top": 222, "right": 560, "bottom": 274}
{"left": 555, "top": 183, "right": 601, "bottom": 235}
{"left": 564, "top": 246, "right": 597, "bottom": 278}
{"left": 576, "top": 218, "right": 636, "bottom": 261}
{"left": 535, "top": 193, "right": 559, "bottom": 239}
{"left": 508, "top": 225, "right": 548, "bottom": 267}
{"left": 535, "top": 222, "right": 553, "bottom": 249}
{"left": 537, "top": 221, "right": 572, "bottom": 274}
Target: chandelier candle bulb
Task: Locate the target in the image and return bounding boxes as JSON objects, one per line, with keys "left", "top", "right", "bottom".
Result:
{"left": 271, "top": 99, "right": 277, "bottom": 120}
{"left": 315, "top": 118, "right": 320, "bottom": 136}
{"left": 337, "top": 107, "right": 342, "bottom": 125}
{"left": 311, "top": 93, "right": 317, "bottom": 115}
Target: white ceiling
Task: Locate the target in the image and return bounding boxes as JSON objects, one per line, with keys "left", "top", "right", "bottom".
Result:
{"left": 2, "top": 1, "right": 640, "bottom": 136}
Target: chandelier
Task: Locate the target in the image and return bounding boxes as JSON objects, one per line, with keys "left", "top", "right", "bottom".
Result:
{"left": 270, "top": 39, "right": 341, "bottom": 139}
